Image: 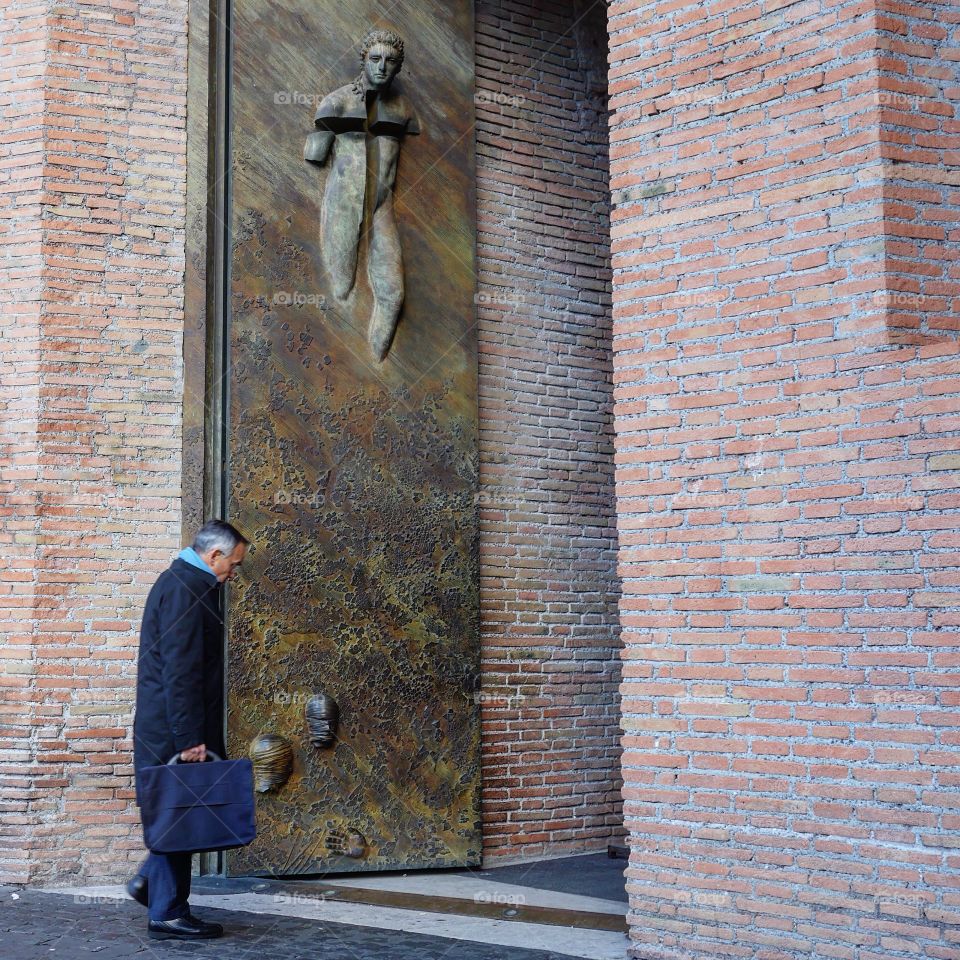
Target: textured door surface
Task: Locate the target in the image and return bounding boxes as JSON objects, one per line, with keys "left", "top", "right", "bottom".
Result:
{"left": 222, "top": 0, "right": 480, "bottom": 876}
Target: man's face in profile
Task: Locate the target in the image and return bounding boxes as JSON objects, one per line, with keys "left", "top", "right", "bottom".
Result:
{"left": 364, "top": 43, "right": 402, "bottom": 91}
{"left": 206, "top": 543, "right": 247, "bottom": 583}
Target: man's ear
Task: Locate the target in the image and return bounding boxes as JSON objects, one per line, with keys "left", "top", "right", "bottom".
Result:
{"left": 207, "top": 548, "right": 223, "bottom": 565}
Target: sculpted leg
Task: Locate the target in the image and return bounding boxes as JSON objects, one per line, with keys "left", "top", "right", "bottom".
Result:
{"left": 320, "top": 133, "right": 366, "bottom": 300}
{"left": 367, "top": 195, "right": 404, "bottom": 361}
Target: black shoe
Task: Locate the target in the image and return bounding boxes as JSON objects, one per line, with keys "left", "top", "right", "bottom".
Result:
{"left": 148, "top": 915, "right": 224, "bottom": 940}
{"left": 126, "top": 874, "right": 148, "bottom": 907}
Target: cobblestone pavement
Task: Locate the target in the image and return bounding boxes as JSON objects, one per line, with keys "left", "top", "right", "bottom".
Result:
{"left": 0, "top": 887, "right": 580, "bottom": 960}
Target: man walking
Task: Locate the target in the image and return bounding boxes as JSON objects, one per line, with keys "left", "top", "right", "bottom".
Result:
{"left": 128, "top": 520, "right": 248, "bottom": 940}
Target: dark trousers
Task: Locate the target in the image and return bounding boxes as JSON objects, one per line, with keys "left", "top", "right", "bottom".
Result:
{"left": 139, "top": 852, "right": 191, "bottom": 922}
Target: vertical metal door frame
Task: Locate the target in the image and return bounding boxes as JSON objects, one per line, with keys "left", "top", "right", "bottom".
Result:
{"left": 183, "top": 0, "right": 232, "bottom": 877}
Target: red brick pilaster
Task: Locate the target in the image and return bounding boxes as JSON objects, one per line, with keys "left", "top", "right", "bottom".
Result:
{"left": 0, "top": 0, "right": 189, "bottom": 884}
{"left": 609, "top": 0, "right": 960, "bottom": 956}
{"left": 0, "top": 0, "right": 46, "bottom": 887}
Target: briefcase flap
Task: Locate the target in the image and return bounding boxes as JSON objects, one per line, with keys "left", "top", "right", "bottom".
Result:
{"left": 140, "top": 758, "right": 251, "bottom": 794}
{"left": 163, "top": 781, "right": 240, "bottom": 809}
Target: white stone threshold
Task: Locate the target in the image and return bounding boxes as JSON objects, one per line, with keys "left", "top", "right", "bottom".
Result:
{"left": 38, "top": 884, "right": 631, "bottom": 960}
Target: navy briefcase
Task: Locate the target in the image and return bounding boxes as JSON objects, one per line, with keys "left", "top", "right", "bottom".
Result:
{"left": 139, "top": 751, "right": 256, "bottom": 854}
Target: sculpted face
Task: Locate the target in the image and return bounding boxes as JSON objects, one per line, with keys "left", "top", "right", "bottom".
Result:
{"left": 364, "top": 42, "right": 402, "bottom": 91}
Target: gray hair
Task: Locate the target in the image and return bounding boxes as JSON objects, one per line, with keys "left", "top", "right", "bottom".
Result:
{"left": 192, "top": 519, "right": 249, "bottom": 557}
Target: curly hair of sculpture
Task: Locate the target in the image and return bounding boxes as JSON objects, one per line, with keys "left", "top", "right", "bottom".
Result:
{"left": 249, "top": 732, "right": 294, "bottom": 793}
{"left": 360, "top": 29, "right": 404, "bottom": 64}
{"left": 306, "top": 693, "right": 339, "bottom": 747}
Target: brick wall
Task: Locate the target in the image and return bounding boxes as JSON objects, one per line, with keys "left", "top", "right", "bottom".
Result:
{"left": 0, "top": 0, "right": 189, "bottom": 883}
{"left": 609, "top": 0, "right": 960, "bottom": 956}
{"left": 475, "top": 0, "right": 622, "bottom": 860}
{"left": 0, "top": 0, "right": 46, "bottom": 887}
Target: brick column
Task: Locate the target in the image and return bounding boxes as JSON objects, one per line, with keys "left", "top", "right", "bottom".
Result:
{"left": 0, "top": 0, "right": 189, "bottom": 884}
{"left": 609, "top": 0, "right": 960, "bottom": 956}
{"left": 0, "top": 0, "right": 46, "bottom": 886}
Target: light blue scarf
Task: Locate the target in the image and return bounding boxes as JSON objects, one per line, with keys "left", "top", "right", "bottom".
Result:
{"left": 177, "top": 547, "right": 216, "bottom": 577}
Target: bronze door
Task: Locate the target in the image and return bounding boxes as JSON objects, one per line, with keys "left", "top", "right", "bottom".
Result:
{"left": 219, "top": 0, "right": 480, "bottom": 875}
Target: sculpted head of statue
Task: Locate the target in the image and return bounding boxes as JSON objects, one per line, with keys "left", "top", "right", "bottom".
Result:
{"left": 360, "top": 29, "right": 405, "bottom": 92}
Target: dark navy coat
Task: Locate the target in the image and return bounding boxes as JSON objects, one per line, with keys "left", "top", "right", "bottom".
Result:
{"left": 133, "top": 558, "right": 227, "bottom": 804}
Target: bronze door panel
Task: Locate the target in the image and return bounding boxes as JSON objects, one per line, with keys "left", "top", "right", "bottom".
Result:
{"left": 222, "top": 0, "right": 480, "bottom": 876}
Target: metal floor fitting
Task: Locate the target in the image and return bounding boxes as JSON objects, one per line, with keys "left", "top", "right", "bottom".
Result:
{"left": 266, "top": 879, "right": 629, "bottom": 932}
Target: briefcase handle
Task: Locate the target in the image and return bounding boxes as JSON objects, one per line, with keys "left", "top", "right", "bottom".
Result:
{"left": 166, "top": 750, "right": 224, "bottom": 765}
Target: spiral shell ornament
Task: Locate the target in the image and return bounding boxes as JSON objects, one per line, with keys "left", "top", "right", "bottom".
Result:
{"left": 249, "top": 732, "right": 294, "bottom": 793}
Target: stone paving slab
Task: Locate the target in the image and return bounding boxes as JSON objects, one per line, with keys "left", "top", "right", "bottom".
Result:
{"left": 1, "top": 887, "right": 612, "bottom": 960}
{"left": 325, "top": 853, "right": 628, "bottom": 915}
{"left": 468, "top": 855, "right": 628, "bottom": 904}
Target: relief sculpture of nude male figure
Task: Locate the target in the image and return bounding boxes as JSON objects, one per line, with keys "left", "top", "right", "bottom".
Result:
{"left": 305, "top": 29, "right": 420, "bottom": 362}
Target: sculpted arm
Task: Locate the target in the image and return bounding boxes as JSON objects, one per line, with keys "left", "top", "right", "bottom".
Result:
{"left": 304, "top": 129, "right": 335, "bottom": 164}
{"left": 305, "top": 90, "right": 351, "bottom": 165}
